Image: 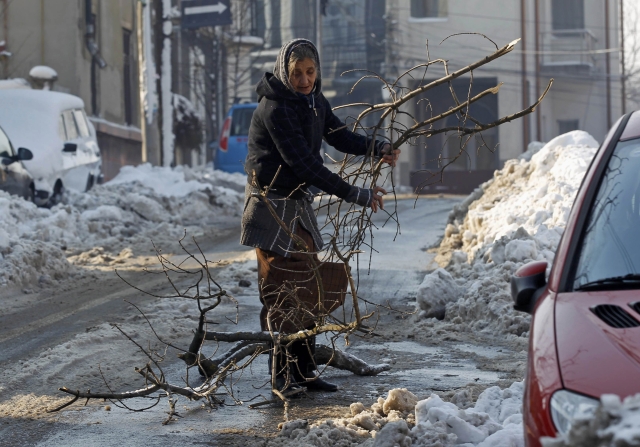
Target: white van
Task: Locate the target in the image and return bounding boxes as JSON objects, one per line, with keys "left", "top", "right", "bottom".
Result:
{"left": 0, "top": 89, "right": 102, "bottom": 205}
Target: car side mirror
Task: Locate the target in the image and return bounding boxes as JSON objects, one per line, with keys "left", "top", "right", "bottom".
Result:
{"left": 63, "top": 143, "right": 78, "bottom": 153}
{"left": 17, "top": 147, "right": 33, "bottom": 161}
{"left": 511, "top": 261, "right": 548, "bottom": 314}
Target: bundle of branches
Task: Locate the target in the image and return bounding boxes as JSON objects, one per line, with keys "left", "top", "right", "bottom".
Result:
{"left": 49, "top": 233, "right": 389, "bottom": 422}
{"left": 320, "top": 36, "right": 551, "bottom": 271}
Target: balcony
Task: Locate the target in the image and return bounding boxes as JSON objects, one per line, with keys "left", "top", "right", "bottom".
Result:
{"left": 540, "top": 29, "right": 597, "bottom": 75}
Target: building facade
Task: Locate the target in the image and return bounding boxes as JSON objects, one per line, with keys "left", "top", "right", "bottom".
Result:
{"left": 0, "top": 0, "right": 150, "bottom": 181}
{"left": 386, "top": 0, "right": 623, "bottom": 192}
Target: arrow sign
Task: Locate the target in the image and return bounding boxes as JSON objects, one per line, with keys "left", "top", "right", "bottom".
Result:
{"left": 184, "top": 3, "right": 227, "bottom": 15}
{"left": 181, "top": 0, "right": 232, "bottom": 29}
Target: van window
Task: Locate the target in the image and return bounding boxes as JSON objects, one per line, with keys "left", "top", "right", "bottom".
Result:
{"left": 73, "top": 109, "right": 91, "bottom": 137}
{"left": 230, "top": 108, "right": 254, "bottom": 136}
{"left": 0, "top": 127, "right": 14, "bottom": 158}
{"left": 62, "top": 110, "right": 79, "bottom": 140}
{"left": 58, "top": 115, "right": 67, "bottom": 140}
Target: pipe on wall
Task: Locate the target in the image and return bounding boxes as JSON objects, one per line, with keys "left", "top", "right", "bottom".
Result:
{"left": 520, "top": 0, "right": 529, "bottom": 150}
{"left": 2, "top": 0, "right": 8, "bottom": 78}
{"left": 620, "top": 0, "right": 626, "bottom": 114}
{"left": 605, "top": 0, "right": 611, "bottom": 128}
{"left": 534, "top": 0, "right": 541, "bottom": 141}
{"left": 85, "top": 0, "right": 107, "bottom": 69}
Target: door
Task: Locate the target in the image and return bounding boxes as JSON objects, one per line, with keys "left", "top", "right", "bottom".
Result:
{"left": 60, "top": 109, "right": 93, "bottom": 191}
{"left": 0, "top": 126, "right": 31, "bottom": 198}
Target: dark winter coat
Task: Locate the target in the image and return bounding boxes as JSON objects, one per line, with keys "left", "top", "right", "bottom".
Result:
{"left": 244, "top": 72, "right": 385, "bottom": 198}
{"left": 241, "top": 38, "right": 385, "bottom": 257}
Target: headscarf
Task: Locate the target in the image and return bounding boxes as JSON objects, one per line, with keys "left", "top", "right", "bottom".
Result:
{"left": 272, "top": 38, "right": 322, "bottom": 95}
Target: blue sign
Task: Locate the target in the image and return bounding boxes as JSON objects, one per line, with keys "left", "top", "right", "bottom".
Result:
{"left": 181, "top": 0, "right": 232, "bottom": 29}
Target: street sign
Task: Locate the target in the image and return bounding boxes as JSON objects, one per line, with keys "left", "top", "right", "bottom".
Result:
{"left": 181, "top": 0, "right": 232, "bottom": 29}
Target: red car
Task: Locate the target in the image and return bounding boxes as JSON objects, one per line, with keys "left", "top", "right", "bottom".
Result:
{"left": 512, "top": 111, "right": 640, "bottom": 446}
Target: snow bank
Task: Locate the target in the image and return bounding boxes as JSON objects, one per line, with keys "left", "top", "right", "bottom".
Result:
{"left": 424, "top": 131, "right": 598, "bottom": 336}
{"left": 542, "top": 394, "right": 640, "bottom": 447}
{"left": 0, "top": 164, "right": 246, "bottom": 288}
{"left": 271, "top": 382, "right": 525, "bottom": 447}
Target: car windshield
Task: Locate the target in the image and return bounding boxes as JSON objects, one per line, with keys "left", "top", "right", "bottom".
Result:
{"left": 573, "top": 138, "right": 640, "bottom": 290}
{"left": 230, "top": 107, "right": 254, "bottom": 137}
{"left": 0, "top": 127, "right": 14, "bottom": 158}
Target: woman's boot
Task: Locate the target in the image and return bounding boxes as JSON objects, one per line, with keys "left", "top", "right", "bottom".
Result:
{"left": 290, "top": 337, "right": 338, "bottom": 392}
{"left": 269, "top": 343, "right": 302, "bottom": 393}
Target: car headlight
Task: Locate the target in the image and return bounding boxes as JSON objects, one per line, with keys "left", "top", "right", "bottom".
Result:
{"left": 550, "top": 389, "right": 599, "bottom": 435}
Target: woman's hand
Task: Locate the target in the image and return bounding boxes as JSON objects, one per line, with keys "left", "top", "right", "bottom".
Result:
{"left": 370, "top": 186, "right": 387, "bottom": 213}
{"left": 381, "top": 144, "right": 401, "bottom": 167}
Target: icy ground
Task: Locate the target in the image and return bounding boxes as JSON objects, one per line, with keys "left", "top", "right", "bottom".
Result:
{"left": 1, "top": 131, "right": 636, "bottom": 446}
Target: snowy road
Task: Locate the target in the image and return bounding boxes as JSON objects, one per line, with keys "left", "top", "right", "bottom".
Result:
{"left": 0, "top": 196, "right": 526, "bottom": 446}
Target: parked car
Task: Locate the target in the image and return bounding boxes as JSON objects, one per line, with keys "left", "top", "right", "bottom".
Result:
{"left": 215, "top": 102, "right": 257, "bottom": 174}
{"left": 512, "top": 111, "right": 640, "bottom": 445}
{"left": 0, "top": 124, "right": 35, "bottom": 200}
{"left": 0, "top": 89, "right": 102, "bottom": 206}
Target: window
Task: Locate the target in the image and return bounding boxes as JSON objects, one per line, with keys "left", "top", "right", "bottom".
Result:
{"left": 558, "top": 119, "right": 579, "bottom": 135}
{"left": 73, "top": 110, "right": 91, "bottom": 138}
{"left": 552, "top": 0, "right": 584, "bottom": 30}
{"left": 62, "top": 110, "right": 79, "bottom": 141}
{"left": 410, "top": 0, "right": 447, "bottom": 19}
{"left": 573, "top": 139, "right": 640, "bottom": 289}
{"left": 0, "top": 127, "right": 14, "bottom": 158}
{"left": 58, "top": 115, "right": 67, "bottom": 141}
{"left": 230, "top": 107, "right": 255, "bottom": 136}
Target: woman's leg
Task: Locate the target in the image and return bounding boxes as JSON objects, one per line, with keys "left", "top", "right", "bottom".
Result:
{"left": 255, "top": 226, "right": 338, "bottom": 391}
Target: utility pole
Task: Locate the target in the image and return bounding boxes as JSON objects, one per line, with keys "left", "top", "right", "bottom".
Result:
{"left": 620, "top": 0, "right": 626, "bottom": 114}
{"left": 605, "top": 0, "right": 612, "bottom": 128}
{"left": 315, "top": 0, "right": 322, "bottom": 64}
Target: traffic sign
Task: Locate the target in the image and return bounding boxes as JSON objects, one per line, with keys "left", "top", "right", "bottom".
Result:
{"left": 181, "top": 0, "right": 232, "bottom": 29}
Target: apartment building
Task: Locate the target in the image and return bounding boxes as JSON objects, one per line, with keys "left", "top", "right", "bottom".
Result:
{"left": 386, "top": 0, "right": 623, "bottom": 192}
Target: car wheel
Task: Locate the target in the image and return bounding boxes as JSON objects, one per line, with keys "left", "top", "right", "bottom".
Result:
{"left": 85, "top": 174, "right": 95, "bottom": 192}
{"left": 47, "top": 181, "right": 65, "bottom": 208}
{"left": 26, "top": 184, "right": 35, "bottom": 203}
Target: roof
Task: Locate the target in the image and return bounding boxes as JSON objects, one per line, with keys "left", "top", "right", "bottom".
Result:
{"left": 0, "top": 89, "right": 84, "bottom": 116}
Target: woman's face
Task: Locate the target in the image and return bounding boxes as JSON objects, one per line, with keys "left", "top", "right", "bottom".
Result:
{"left": 289, "top": 58, "right": 316, "bottom": 95}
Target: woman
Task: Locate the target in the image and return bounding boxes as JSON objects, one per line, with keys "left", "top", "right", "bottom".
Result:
{"left": 241, "top": 38, "right": 400, "bottom": 393}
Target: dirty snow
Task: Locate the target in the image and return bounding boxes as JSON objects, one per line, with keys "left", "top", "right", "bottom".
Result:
{"left": 0, "top": 164, "right": 245, "bottom": 288}
{"left": 423, "top": 131, "right": 599, "bottom": 337}
{"left": 271, "top": 382, "right": 525, "bottom": 447}
{"left": 542, "top": 393, "right": 640, "bottom": 447}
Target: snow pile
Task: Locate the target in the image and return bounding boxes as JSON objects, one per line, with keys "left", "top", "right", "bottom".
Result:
{"left": 542, "top": 394, "right": 640, "bottom": 447}
{"left": 271, "top": 382, "right": 524, "bottom": 447}
{"left": 421, "top": 131, "right": 599, "bottom": 336}
{"left": 0, "top": 164, "right": 246, "bottom": 288}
